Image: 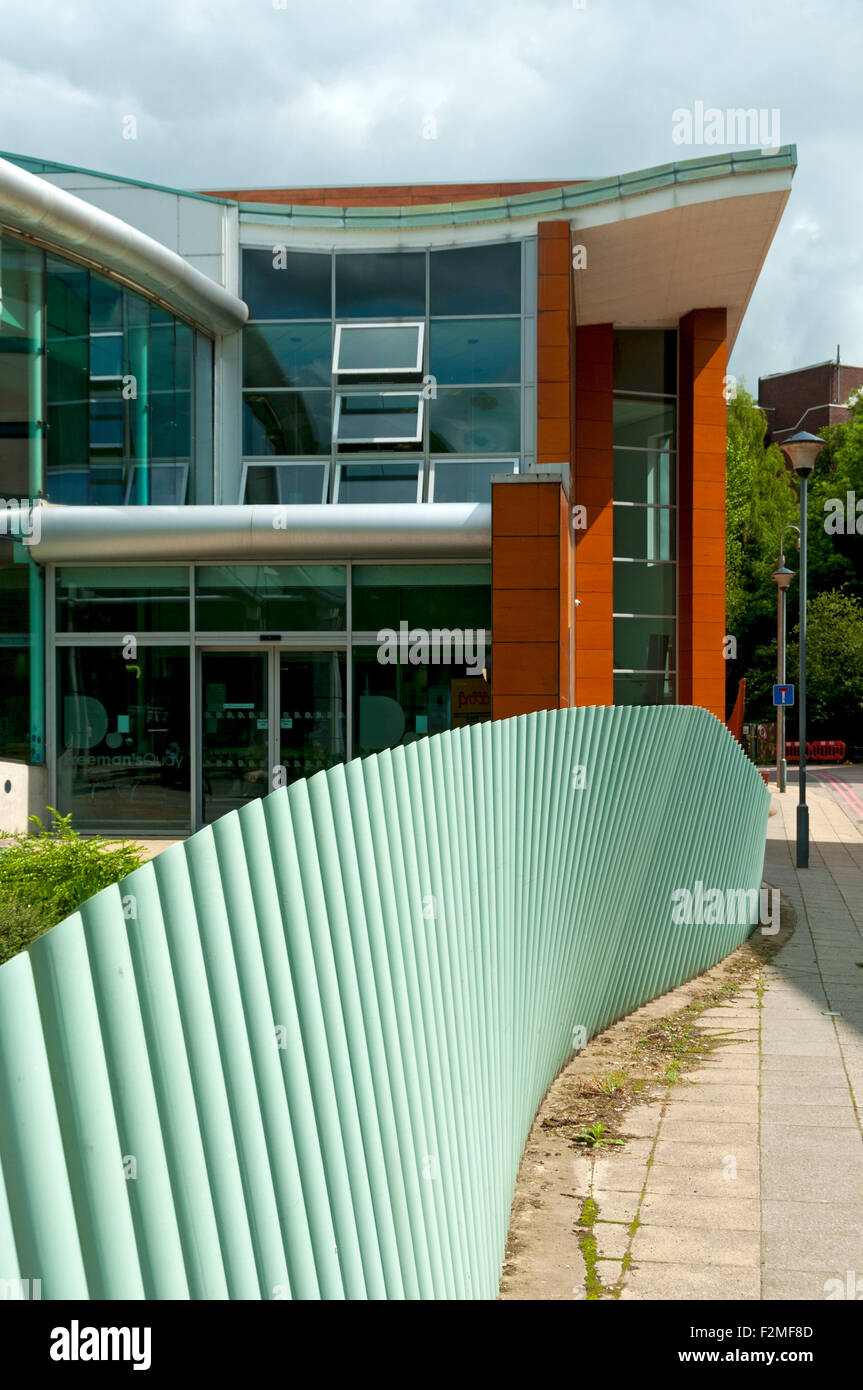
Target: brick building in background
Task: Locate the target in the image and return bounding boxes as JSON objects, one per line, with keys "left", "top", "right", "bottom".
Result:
{"left": 759, "top": 352, "right": 863, "bottom": 445}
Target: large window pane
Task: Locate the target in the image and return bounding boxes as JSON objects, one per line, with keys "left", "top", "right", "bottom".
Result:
{"left": 242, "top": 249, "right": 331, "bottom": 320}
{"left": 613, "top": 504, "right": 675, "bottom": 561}
{"left": 243, "top": 463, "right": 328, "bottom": 505}
{"left": 613, "top": 448, "right": 675, "bottom": 505}
{"left": 196, "top": 565, "right": 346, "bottom": 631}
{"left": 201, "top": 651, "right": 269, "bottom": 824}
{"left": 56, "top": 646, "right": 191, "bottom": 831}
{"left": 430, "top": 243, "right": 521, "bottom": 316}
{"left": 243, "top": 323, "right": 331, "bottom": 388}
{"left": 613, "top": 561, "right": 676, "bottom": 615}
{"left": 429, "top": 319, "right": 520, "bottom": 385}
{"left": 613, "top": 616, "right": 676, "bottom": 671}
{"left": 335, "top": 461, "right": 420, "bottom": 504}
{"left": 613, "top": 329, "right": 677, "bottom": 395}
{"left": 353, "top": 647, "right": 491, "bottom": 757}
{"left": 613, "top": 673, "right": 675, "bottom": 706}
{"left": 0, "top": 231, "right": 41, "bottom": 497}
{"left": 335, "top": 252, "right": 425, "bottom": 319}
{"left": 613, "top": 397, "right": 675, "bottom": 450}
{"left": 0, "top": 559, "right": 31, "bottom": 759}
{"left": 429, "top": 387, "right": 520, "bottom": 453}
{"left": 243, "top": 390, "right": 331, "bottom": 455}
{"left": 279, "top": 651, "right": 347, "bottom": 782}
{"left": 57, "top": 567, "right": 190, "bottom": 632}
{"left": 0, "top": 644, "right": 30, "bottom": 759}
{"left": 352, "top": 563, "right": 491, "bottom": 631}
{"left": 431, "top": 459, "right": 516, "bottom": 503}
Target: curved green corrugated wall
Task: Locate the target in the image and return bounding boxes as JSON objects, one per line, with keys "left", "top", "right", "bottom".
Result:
{"left": 0, "top": 705, "right": 769, "bottom": 1300}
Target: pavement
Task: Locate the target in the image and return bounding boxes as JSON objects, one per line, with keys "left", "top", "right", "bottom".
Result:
{"left": 574, "top": 776, "right": 863, "bottom": 1300}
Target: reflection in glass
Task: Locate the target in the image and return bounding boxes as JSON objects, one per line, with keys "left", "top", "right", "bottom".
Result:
{"left": 429, "top": 387, "right": 520, "bottom": 454}
{"left": 243, "top": 463, "right": 328, "bottom": 505}
{"left": 613, "top": 616, "right": 676, "bottom": 672}
{"left": 201, "top": 651, "right": 268, "bottom": 824}
{"left": 334, "top": 392, "right": 422, "bottom": 445}
{"left": 613, "top": 561, "right": 676, "bottom": 615}
{"left": 613, "top": 673, "right": 676, "bottom": 706}
{"left": 57, "top": 646, "right": 191, "bottom": 830}
{"left": 243, "top": 323, "right": 332, "bottom": 388}
{"left": 352, "top": 564, "right": 491, "bottom": 630}
{"left": 613, "top": 504, "right": 675, "bottom": 562}
{"left": 430, "top": 243, "right": 521, "bottom": 316}
{"left": 613, "top": 448, "right": 675, "bottom": 506}
{"left": 432, "top": 459, "right": 516, "bottom": 503}
{"left": 196, "top": 565, "right": 346, "bottom": 631}
{"left": 613, "top": 329, "right": 677, "bottom": 395}
{"left": 335, "top": 252, "right": 425, "bottom": 319}
{"left": 333, "top": 323, "right": 423, "bottom": 374}
{"left": 242, "top": 249, "right": 332, "bottom": 320}
{"left": 243, "top": 390, "right": 331, "bottom": 455}
{"left": 335, "top": 462, "right": 420, "bottom": 503}
{"left": 57, "top": 567, "right": 190, "bottom": 633}
{"left": 613, "top": 397, "right": 675, "bottom": 451}
{"left": 429, "top": 319, "right": 520, "bottom": 385}
{"left": 353, "top": 647, "right": 491, "bottom": 758}
{"left": 279, "top": 651, "right": 347, "bottom": 783}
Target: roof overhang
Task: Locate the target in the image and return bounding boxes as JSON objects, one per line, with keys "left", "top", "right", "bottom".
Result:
{"left": 569, "top": 156, "right": 795, "bottom": 353}
{"left": 0, "top": 156, "right": 248, "bottom": 337}
{"left": 4, "top": 503, "right": 491, "bottom": 564}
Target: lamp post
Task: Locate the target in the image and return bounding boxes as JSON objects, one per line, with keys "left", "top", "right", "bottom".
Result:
{"left": 780, "top": 431, "right": 827, "bottom": 869}
{"left": 772, "top": 558, "right": 795, "bottom": 792}
{"left": 772, "top": 524, "right": 800, "bottom": 793}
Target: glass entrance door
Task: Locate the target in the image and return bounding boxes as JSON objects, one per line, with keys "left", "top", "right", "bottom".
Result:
{"left": 278, "top": 651, "right": 347, "bottom": 784}
{"left": 199, "top": 648, "right": 347, "bottom": 827}
{"left": 201, "top": 650, "right": 269, "bottom": 824}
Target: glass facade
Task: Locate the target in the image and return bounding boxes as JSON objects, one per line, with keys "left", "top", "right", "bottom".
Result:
{"left": 612, "top": 329, "right": 678, "bottom": 706}
{"left": 47, "top": 561, "right": 491, "bottom": 830}
{"left": 240, "top": 242, "right": 524, "bottom": 504}
{"left": 0, "top": 229, "right": 211, "bottom": 508}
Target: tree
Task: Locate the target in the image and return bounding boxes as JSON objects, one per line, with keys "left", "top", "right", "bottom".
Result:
{"left": 724, "top": 387, "right": 798, "bottom": 713}
{"left": 786, "top": 590, "right": 863, "bottom": 736}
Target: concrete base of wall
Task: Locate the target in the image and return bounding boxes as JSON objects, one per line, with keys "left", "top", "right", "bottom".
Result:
{"left": 0, "top": 760, "right": 50, "bottom": 836}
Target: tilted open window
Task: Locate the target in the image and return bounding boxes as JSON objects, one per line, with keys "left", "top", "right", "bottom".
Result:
{"left": 333, "top": 391, "right": 424, "bottom": 446}
{"left": 332, "top": 323, "right": 424, "bottom": 376}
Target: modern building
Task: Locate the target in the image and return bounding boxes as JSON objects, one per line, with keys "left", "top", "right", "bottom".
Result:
{"left": 759, "top": 352, "right": 863, "bottom": 445}
{"left": 0, "top": 146, "right": 796, "bottom": 836}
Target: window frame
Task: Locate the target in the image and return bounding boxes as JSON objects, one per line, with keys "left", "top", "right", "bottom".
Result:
{"left": 332, "top": 321, "right": 425, "bottom": 377}
{"left": 333, "top": 458, "right": 423, "bottom": 505}
{"left": 333, "top": 390, "right": 425, "bottom": 447}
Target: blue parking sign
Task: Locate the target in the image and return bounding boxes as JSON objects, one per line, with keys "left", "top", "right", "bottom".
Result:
{"left": 773, "top": 684, "right": 794, "bottom": 706}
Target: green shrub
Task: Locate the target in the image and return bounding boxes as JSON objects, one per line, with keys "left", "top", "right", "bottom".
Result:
{"left": 0, "top": 809, "right": 146, "bottom": 967}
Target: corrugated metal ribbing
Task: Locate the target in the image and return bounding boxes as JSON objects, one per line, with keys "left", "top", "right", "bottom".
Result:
{"left": 0, "top": 706, "right": 769, "bottom": 1299}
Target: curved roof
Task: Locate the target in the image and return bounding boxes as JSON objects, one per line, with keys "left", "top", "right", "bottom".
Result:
{"left": 0, "top": 155, "right": 248, "bottom": 336}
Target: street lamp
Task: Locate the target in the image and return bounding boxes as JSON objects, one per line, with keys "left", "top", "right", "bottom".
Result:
{"left": 780, "top": 431, "right": 827, "bottom": 868}
{"left": 772, "top": 558, "right": 795, "bottom": 792}
{"left": 772, "top": 523, "right": 800, "bottom": 792}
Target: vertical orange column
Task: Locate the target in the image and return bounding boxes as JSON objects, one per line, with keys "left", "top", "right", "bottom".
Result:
{"left": 573, "top": 323, "right": 615, "bottom": 705}
{"left": 491, "top": 479, "right": 570, "bottom": 719}
{"left": 678, "top": 308, "right": 727, "bottom": 718}
{"left": 536, "top": 222, "right": 572, "bottom": 467}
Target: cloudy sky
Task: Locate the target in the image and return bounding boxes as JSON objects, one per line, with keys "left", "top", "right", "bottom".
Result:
{"left": 1, "top": 0, "right": 860, "bottom": 389}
